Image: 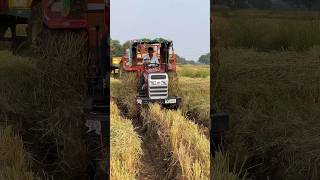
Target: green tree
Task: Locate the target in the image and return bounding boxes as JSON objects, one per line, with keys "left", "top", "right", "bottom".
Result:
{"left": 122, "top": 40, "right": 131, "bottom": 51}
{"left": 176, "top": 54, "right": 197, "bottom": 64}
{"left": 176, "top": 54, "right": 188, "bottom": 64}
{"left": 111, "top": 39, "right": 125, "bottom": 57}
{"left": 198, "top": 53, "right": 210, "bottom": 64}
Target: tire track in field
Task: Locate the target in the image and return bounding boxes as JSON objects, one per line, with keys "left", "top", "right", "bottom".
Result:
{"left": 116, "top": 102, "right": 177, "bottom": 180}
{"left": 135, "top": 125, "right": 169, "bottom": 180}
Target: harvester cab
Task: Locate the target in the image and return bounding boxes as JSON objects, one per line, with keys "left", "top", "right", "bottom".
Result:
{"left": 120, "top": 39, "right": 181, "bottom": 109}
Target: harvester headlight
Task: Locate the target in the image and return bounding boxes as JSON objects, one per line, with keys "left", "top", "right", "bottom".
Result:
{"left": 161, "top": 81, "right": 167, "bottom": 85}
{"left": 150, "top": 81, "right": 157, "bottom": 86}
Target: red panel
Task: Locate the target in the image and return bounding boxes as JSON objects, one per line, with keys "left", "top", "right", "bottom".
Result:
{"left": 86, "top": 11, "right": 105, "bottom": 48}
{"left": 43, "top": 15, "right": 88, "bottom": 29}
{"left": 41, "top": 0, "right": 88, "bottom": 29}
{"left": 0, "top": 0, "right": 9, "bottom": 11}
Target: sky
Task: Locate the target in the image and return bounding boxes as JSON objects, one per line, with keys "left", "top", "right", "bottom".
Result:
{"left": 110, "top": 0, "right": 210, "bottom": 61}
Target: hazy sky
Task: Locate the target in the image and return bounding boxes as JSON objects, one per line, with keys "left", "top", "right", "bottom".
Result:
{"left": 111, "top": 0, "right": 210, "bottom": 61}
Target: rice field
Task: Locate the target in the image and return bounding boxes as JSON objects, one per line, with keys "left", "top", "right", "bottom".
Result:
{"left": 0, "top": 127, "right": 36, "bottom": 180}
{"left": 0, "top": 31, "right": 97, "bottom": 179}
{"left": 143, "top": 104, "right": 210, "bottom": 179}
{"left": 217, "top": 48, "right": 320, "bottom": 179}
{"left": 213, "top": 9, "right": 320, "bottom": 179}
{"left": 110, "top": 101, "right": 142, "bottom": 179}
{"left": 110, "top": 64, "right": 212, "bottom": 179}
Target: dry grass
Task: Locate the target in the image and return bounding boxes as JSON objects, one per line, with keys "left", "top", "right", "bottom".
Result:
{"left": 177, "top": 65, "right": 210, "bottom": 78}
{"left": 0, "top": 29, "right": 89, "bottom": 178}
{"left": 142, "top": 104, "right": 210, "bottom": 179}
{"left": 110, "top": 101, "right": 142, "bottom": 180}
{"left": 111, "top": 75, "right": 211, "bottom": 179}
{"left": 36, "top": 29, "right": 88, "bottom": 96}
{"left": 212, "top": 151, "right": 247, "bottom": 180}
{"left": 0, "top": 126, "right": 36, "bottom": 180}
{"left": 35, "top": 31, "right": 88, "bottom": 177}
{"left": 174, "top": 65, "right": 210, "bottom": 125}
{"left": 178, "top": 77, "right": 210, "bottom": 125}
{"left": 217, "top": 48, "right": 320, "bottom": 179}
{"left": 212, "top": 9, "right": 320, "bottom": 178}
{"left": 214, "top": 10, "right": 320, "bottom": 52}
{"left": 168, "top": 71, "right": 180, "bottom": 96}
{"left": 111, "top": 72, "right": 139, "bottom": 119}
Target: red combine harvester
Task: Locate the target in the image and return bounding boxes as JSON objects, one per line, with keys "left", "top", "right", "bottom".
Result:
{"left": 119, "top": 39, "right": 181, "bottom": 109}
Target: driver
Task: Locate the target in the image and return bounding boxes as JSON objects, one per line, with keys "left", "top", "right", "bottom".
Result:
{"left": 139, "top": 47, "right": 159, "bottom": 91}
{"left": 143, "top": 47, "right": 159, "bottom": 67}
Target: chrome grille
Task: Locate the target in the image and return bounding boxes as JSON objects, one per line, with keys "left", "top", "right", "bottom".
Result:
{"left": 148, "top": 73, "right": 168, "bottom": 99}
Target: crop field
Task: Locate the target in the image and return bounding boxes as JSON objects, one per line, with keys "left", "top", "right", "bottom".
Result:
{"left": 0, "top": 31, "right": 105, "bottom": 179}
{"left": 212, "top": 8, "right": 320, "bottom": 179}
{"left": 110, "top": 63, "right": 212, "bottom": 179}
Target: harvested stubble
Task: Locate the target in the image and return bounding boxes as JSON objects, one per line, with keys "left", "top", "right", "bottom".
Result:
{"left": 178, "top": 77, "right": 210, "bottom": 126}
{"left": 214, "top": 10, "right": 320, "bottom": 52}
{"left": 176, "top": 65, "right": 210, "bottom": 78}
{"left": 173, "top": 65, "right": 210, "bottom": 126}
{"left": 142, "top": 104, "right": 210, "bottom": 179}
{"left": 168, "top": 71, "right": 180, "bottom": 96}
{"left": 34, "top": 31, "right": 89, "bottom": 177}
{"left": 0, "top": 126, "right": 36, "bottom": 180}
{"left": 217, "top": 48, "right": 320, "bottom": 179}
{"left": 36, "top": 30, "right": 88, "bottom": 96}
{"left": 212, "top": 151, "right": 247, "bottom": 180}
{"left": 110, "top": 101, "right": 142, "bottom": 180}
{"left": 111, "top": 72, "right": 140, "bottom": 119}
{"left": 0, "top": 29, "right": 89, "bottom": 177}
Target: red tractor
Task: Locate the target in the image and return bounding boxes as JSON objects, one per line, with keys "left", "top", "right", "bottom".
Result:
{"left": 120, "top": 39, "right": 181, "bottom": 109}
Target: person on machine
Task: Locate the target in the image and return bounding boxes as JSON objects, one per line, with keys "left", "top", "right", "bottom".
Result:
{"left": 143, "top": 47, "right": 159, "bottom": 67}
{"left": 139, "top": 47, "right": 159, "bottom": 91}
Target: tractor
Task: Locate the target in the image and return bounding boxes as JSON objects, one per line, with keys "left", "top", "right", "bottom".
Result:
{"left": 119, "top": 39, "right": 181, "bottom": 109}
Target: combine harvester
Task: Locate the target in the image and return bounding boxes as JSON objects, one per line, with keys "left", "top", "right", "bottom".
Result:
{"left": 118, "top": 39, "right": 182, "bottom": 109}
{"left": 0, "top": 0, "right": 109, "bottom": 178}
